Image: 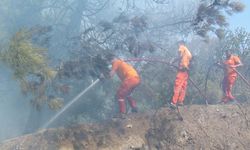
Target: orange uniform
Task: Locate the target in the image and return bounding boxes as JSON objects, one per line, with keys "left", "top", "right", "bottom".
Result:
{"left": 111, "top": 59, "right": 140, "bottom": 113}
{"left": 222, "top": 55, "right": 241, "bottom": 102}
{"left": 171, "top": 45, "right": 192, "bottom": 105}
{"left": 178, "top": 45, "right": 192, "bottom": 70}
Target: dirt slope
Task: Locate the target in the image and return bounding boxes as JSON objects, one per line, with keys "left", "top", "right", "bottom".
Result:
{"left": 1, "top": 104, "right": 250, "bottom": 150}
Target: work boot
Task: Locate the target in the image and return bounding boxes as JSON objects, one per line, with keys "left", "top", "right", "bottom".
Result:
{"left": 170, "top": 102, "right": 177, "bottom": 109}
{"left": 131, "top": 107, "right": 138, "bottom": 113}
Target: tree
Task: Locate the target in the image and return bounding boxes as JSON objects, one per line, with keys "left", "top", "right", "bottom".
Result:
{"left": 194, "top": 0, "right": 245, "bottom": 38}
{"left": 0, "top": 0, "right": 247, "bottom": 133}
{"left": 1, "top": 29, "right": 57, "bottom": 110}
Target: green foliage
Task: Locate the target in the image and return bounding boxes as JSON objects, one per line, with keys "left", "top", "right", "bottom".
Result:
{"left": 220, "top": 28, "right": 250, "bottom": 59}
{"left": 0, "top": 29, "right": 57, "bottom": 110}
{"left": 195, "top": 0, "right": 245, "bottom": 38}
{"left": 0, "top": 0, "right": 248, "bottom": 127}
{"left": 1, "top": 30, "right": 47, "bottom": 79}
{"left": 48, "top": 97, "right": 64, "bottom": 110}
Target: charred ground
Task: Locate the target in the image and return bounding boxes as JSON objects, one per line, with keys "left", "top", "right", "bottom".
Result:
{"left": 1, "top": 104, "right": 250, "bottom": 150}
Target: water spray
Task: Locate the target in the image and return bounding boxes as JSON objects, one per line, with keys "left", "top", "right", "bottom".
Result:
{"left": 42, "top": 79, "right": 100, "bottom": 129}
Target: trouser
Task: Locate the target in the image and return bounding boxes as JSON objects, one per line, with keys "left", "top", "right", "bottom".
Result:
{"left": 171, "top": 71, "right": 189, "bottom": 104}
{"left": 116, "top": 77, "right": 140, "bottom": 113}
{"left": 222, "top": 74, "right": 237, "bottom": 102}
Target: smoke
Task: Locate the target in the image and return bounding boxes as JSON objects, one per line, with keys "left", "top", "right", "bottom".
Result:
{"left": 0, "top": 0, "right": 247, "bottom": 142}
{"left": 0, "top": 64, "right": 30, "bottom": 141}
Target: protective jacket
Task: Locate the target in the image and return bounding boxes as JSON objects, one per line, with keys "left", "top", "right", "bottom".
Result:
{"left": 111, "top": 59, "right": 140, "bottom": 113}
{"left": 171, "top": 45, "right": 192, "bottom": 104}
{"left": 222, "top": 55, "right": 241, "bottom": 102}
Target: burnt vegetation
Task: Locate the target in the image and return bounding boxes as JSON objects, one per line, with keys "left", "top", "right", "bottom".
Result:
{"left": 0, "top": 0, "right": 249, "bottom": 136}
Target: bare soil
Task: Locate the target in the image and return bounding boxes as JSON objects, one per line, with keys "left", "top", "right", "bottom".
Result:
{"left": 1, "top": 104, "right": 250, "bottom": 150}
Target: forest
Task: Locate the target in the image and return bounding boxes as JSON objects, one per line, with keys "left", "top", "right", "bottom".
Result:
{"left": 0, "top": 0, "right": 249, "bottom": 142}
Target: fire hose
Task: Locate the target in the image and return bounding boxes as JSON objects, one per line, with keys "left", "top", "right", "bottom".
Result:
{"left": 205, "top": 62, "right": 250, "bottom": 104}
{"left": 232, "top": 68, "right": 250, "bottom": 88}
{"left": 125, "top": 58, "right": 208, "bottom": 104}
{"left": 214, "top": 62, "right": 250, "bottom": 88}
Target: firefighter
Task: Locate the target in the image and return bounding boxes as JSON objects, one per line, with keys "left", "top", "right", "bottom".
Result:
{"left": 170, "top": 41, "right": 192, "bottom": 109}
{"left": 220, "top": 50, "right": 243, "bottom": 103}
{"left": 108, "top": 55, "right": 140, "bottom": 118}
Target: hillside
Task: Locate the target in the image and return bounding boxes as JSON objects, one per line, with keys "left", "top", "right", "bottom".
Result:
{"left": 1, "top": 104, "right": 250, "bottom": 150}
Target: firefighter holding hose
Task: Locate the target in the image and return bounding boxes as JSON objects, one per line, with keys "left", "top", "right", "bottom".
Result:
{"left": 106, "top": 54, "right": 140, "bottom": 119}
{"left": 219, "top": 50, "right": 243, "bottom": 104}
{"left": 170, "top": 41, "right": 192, "bottom": 109}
